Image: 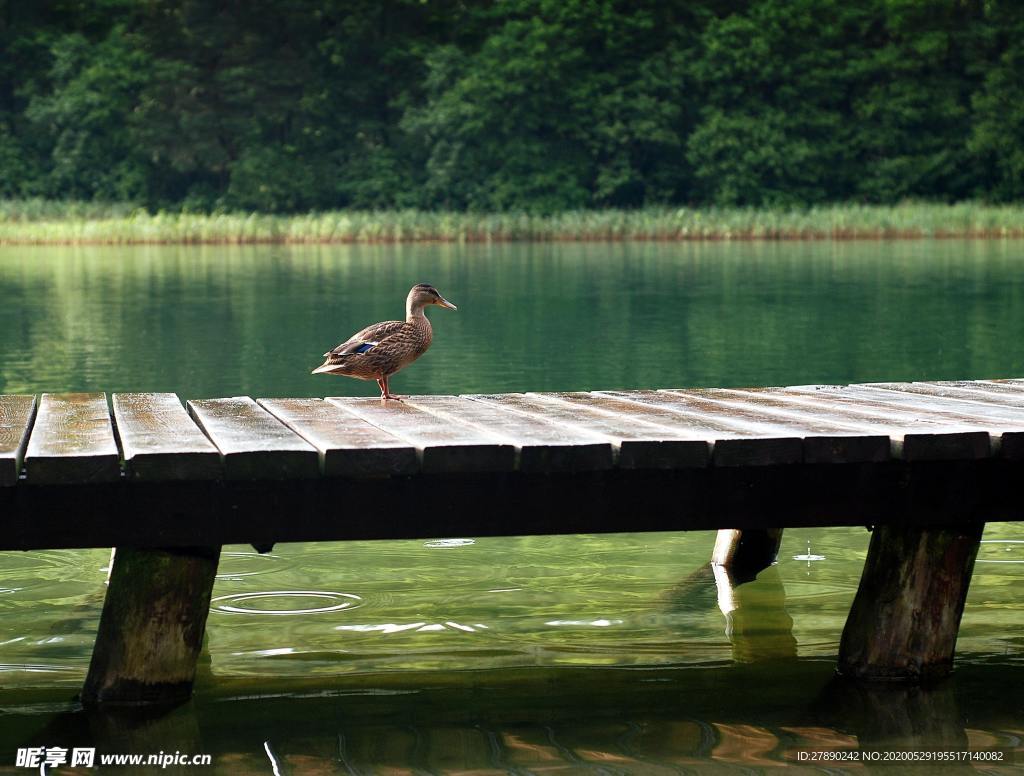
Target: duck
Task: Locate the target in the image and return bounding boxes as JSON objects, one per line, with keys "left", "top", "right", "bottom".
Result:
{"left": 312, "top": 283, "right": 457, "bottom": 400}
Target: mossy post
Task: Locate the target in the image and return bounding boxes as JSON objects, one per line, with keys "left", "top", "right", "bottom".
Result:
{"left": 712, "top": 529, "right": 784, "bottom": 583}
{"left": 82, "top": 547, "right": 221, "bottom": 705}
{"left": 838, "top": 522, "right": 983, "bottom": 682}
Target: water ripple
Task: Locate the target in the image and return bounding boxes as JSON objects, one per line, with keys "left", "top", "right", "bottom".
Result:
{"left": 423, "top": 539, "right": 476, "bottom": 549}
{"left": 211, "top": 591, "right": 363, "bottom": 616}
{"left": 216, "top": 551, "right": 288, "bottom": 581}
{"left": 977, "top": 540, "right": 1024, "bottom": 565}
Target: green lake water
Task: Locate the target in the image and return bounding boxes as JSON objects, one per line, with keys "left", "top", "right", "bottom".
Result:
{"left": 0, "top": 240, "right": 1022, "bottom": 773}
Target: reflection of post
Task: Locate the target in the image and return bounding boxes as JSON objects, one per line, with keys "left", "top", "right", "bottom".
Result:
{"left": 83, "top": 546, "right": 221, "bottom": 705}
{"left": 814, "top": 677, "right": 970, "bottom": 764}
{"left": 838, "top": 522, "right": 983, "bottom": 681}
{"left": 712, "top": 529, "right": 784, "bottom": 584}
{"left": 714, "top": 564, "right": 797, "bottom": 663}
{"left": 86, "top": 700, "right": 203, "bottom": 763}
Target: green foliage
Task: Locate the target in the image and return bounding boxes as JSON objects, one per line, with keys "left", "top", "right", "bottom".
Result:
{"left": 25, "top": 26, "right": 153, "bottom": 200}
{"left": 968, "top": 1, "right": 1024, "bottom": 201}
{"left": 0, "top": 0, "right": 1022, "bottom": 210}
{"left": 405, "top": 1, "right": 695, "bottom": 211}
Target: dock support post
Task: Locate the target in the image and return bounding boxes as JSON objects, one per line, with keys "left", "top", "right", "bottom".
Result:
{"left": 712, "top": 528, "right": 784, "bottom": 583}
{"left": 82, "top": 546, "right": 220, "bottom": 705}
{"left": 838, "top": 522, "right": 983, "bottom": 682}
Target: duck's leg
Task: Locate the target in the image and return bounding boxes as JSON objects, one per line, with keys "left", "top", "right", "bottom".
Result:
{"left": 381, "top": 375, "right": 403, "bottom": 402}
{"left": 376, "top": 377, "right": 386, "bottom": 398}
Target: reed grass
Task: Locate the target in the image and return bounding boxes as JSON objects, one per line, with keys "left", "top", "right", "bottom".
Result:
{"left": 3, "top": 200, "right": 1024, "bottom": 244}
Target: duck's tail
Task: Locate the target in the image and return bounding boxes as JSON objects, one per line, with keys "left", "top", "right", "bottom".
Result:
{"left": 312, "top": 361, "right": 343, "bottom": 375}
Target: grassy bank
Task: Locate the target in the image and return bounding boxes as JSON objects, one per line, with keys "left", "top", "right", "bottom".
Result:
{"left": 3, "top": 200, "right": 1024, "bottom": 244}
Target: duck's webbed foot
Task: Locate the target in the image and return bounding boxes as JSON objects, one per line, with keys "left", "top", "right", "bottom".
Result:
{"left": 377, "top": 376, "right": 404, "bottom": 401}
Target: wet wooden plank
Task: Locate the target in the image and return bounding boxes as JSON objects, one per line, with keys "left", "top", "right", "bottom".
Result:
{"left": 864, "top": 380, "right": 1024, "bottom": 412}
{"left": 854, "top": 381, "right": 1024, "bottom": 459}
{"left": 848, "top": 383, "right": 1024, "bottom": 425}
{"left": 733, "top": 386, "right": 994, "bottom": 461}
{"left": 24, "top": 393, "right": 121, "bottom": 484}
{"left": 705, "top": 388, "right": 991, "bottom": 462}
{"left": 980, "top": 379, "right": 1024, "bottom": 394}
{"left": 259, "top": 398, "right": 418, "bottom": 477}
{"left": 658, "top": 389, "right": 893, "bottom": 464}
{"left": 0, "top": 395, "right": 36, "bottom": 486}
{"left": 822, "top": 383, "right": 1024, "bottom": 436}
{"left": 943, "top": 383, "right": 1024, "bottom": 456}
{"left": 113, "top": 393, "right": 221, "bottom": 481}
{"left": 469, "top": 392, "right": 712, "bottom": 468}
{"left": 908, "top": 380, "right": 1024, "bottom": 405}
{"left": 188, "top": 397, "right": 319, "bottom": 480}
{"left": 326, "top": 397, "right": 515, "bottom": 474}
{"left": 404, "top": 395, "right": 612, "bottom": 473}
{"left": 976, "top": 383, "right": 1024, "bottom": 456}
{"left": 596, "top": 390, "right": 802, "bottom": 466}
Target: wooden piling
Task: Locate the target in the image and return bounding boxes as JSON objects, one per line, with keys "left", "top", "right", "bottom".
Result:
{"left": 837, "top": 522, "right": 984, "bottom": 682}
{"left": 82, "top": 546, "right": 220, "bottom": 705}
{"left": 712, "top": 528, "right": 784, "bottom": 583}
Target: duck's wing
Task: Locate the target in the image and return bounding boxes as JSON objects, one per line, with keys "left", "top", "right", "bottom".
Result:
{"left": 327, "top": 320, "right": 406, "bottom": 358}
{"left": 313, "top": 320, "right": 406, "bottom": 372}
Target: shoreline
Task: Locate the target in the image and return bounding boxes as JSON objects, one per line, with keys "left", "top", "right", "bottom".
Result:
{"left": 4, "top": 231, "right": 1024, "bottom": 245}
{"left": 3, "top": 202, "right": 1024, "bottom": 244}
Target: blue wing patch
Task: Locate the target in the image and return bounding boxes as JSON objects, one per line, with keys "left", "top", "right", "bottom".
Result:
{"left": 354, "top": 342, "right": 376, "bottom": 353}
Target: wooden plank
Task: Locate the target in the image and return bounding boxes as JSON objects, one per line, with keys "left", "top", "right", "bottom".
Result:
{"left": 980, "top": 379, "right": 1024, "bottom": 394}
{"left": 854, "top": 382, "right": 1024, "bottom": 459}
{"left": 188, "top": 397, "right": 319, "bottom": 480}
{"left": 868, "top": 380, "right": 1024, "bottom": 409}
{"left": 910, "top": 380, "right": 1024, "bottom": 405}
{"left": 0, "top": 395, "right": 35, "bottom": 486}
{"left": 848, "top": 383, "right": 1024, "bottom": 425}
{"left": 326, "top": 397, "right": 515, "bottom": 474}
{"left": 658, "top": 389, "right": 893, "bottom": 464}
{"left": 470, "top": 392, "right": 713, "bottom": 468}
{"left": 818, "top": 383, "right": 1024, "bottom": 458}
{"left": 705, "top": 388, "right": 991, "bottom": 462}
{"left": 948, "top": 384, "right": 1024, "bottom": 457}
{"left": 594, "top": 390, "right": 801, "bottom": 466}
{"left": 735, "top": 387, "right": 995, "bottom": 461}
{"left": 113, "top": 393, "right": 221, "bottom": 481}
{"left": 404, "top": 395, "right": 613, "bottom": 472}
{"left": 259, "top": 398, "right": 418, "bottom": 477}
{"left": 24, "top": 393, "right": 121, "bottom": 484}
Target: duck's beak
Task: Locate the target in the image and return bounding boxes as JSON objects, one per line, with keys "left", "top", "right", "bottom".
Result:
{"left": 436, "top": 295, "right": 457, "bottom": 310}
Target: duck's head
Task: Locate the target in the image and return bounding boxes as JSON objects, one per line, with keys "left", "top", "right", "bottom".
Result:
{"left": 408, "top": 283, "right": 457, "bottom": 311}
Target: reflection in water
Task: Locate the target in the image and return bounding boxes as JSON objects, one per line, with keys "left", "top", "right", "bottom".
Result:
{"left": 811, "top": 678, "right": 982, "bottom": 769}
{"left": 2, "top": 661, "right": 1020, "bottom": 773}
{"left": 4, "top": 240, "right": 1024, "bottom": 398}
{"left": 713, "top": 564, "right": 798, "bottom": 664}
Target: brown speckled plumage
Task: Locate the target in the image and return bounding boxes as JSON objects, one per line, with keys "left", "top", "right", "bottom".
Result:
{"left": 312, "top": 284, "right": 456, "bottom": 400}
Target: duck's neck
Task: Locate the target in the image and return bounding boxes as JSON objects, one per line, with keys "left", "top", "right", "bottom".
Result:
{"left": 406, "top": 301, "right": 429, "bottom": 324}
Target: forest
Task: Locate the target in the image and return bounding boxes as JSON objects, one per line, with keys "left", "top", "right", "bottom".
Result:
{"left": 2, "top": 0, "right": 1022, "bottom": 213}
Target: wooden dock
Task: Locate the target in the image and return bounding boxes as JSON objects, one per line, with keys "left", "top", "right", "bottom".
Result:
{"left": 2, "top": 378, "right": 1023, "bottom": 703}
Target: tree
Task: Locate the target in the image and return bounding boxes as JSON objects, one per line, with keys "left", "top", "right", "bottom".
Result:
{"left": 406, "top": 0, "right": 697, "bottom": 211}
{"left": 968, "top": 0, "right": 1024, "bottom": 200}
